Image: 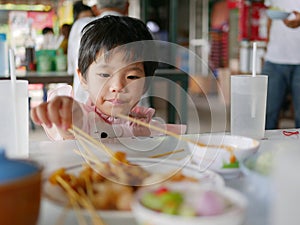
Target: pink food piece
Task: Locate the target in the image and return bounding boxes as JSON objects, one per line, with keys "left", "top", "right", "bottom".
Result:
{"left": 196, "top": 191, "right": 225, "bottom": 216}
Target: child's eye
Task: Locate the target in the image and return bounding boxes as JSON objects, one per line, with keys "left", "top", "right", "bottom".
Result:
{"left": 97, "top": 73, "right": 110, "bottom": 78}
{"left": 127, "top": 75, "right": 141, "bottom": 80}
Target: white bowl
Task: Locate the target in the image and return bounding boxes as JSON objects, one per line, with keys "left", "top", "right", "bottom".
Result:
{"left": 187, "top": 134, "right": 260, "bottom": 178}
{"left": 266, "top": 9, "right": 290, "bottom": 20}
{"left": 132, "top": 183, "right": 247, "bottom": 225}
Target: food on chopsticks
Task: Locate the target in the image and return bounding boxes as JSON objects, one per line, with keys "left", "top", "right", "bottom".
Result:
{"left": 140, "top": 186, "right": 233, "bottom": 217}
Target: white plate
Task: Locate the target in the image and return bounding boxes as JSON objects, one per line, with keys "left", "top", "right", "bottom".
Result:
{"left": 43, "top": 158, "right": 224, "bottom": 223}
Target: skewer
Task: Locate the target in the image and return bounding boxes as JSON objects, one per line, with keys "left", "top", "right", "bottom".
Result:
{"left": 116, "top": 113, "right": 234, "bottom": 152}
{"left": 56, "top": 176, "right": 106, "bottom": 225}
{"left": 73, "top": 148, "right": 107, "bottom": 169}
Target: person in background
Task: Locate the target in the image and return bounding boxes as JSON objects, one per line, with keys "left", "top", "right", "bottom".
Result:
{"left": 42, "top": 27, "right": 54, "bottom": 35}
{"left": 31, "top": 16, "right": 186, "bottom": 140}
{"left": 41, "top": 26, "right": 56, "bottom": 50}
{"left": 262, "top": 0, "right": 300, "bottom": 129}
{"left": 59, "top": 24, "right": 72, "bottom": 54}
{"left": 73, "top": 1, "right": 94, "bottom": 21}
{"left": 67, "top": 0, "right": 129, "bottom": 103}
{"left": 284, "top": 11, "right": 300, "bottom": 28}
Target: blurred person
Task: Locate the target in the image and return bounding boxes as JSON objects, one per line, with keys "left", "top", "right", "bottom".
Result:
{"left": 41, "top": 26, "right": 56, "bottom": 50}
{"left": 262, "top": 0, "right": 300, "bottom": 129}
{"left": 59, "top": 24, "right": 72, "bottom": 54}
{"left": 73, "top": 1, "right": 94, "bottom": 21}
{"left": 68, "top": 0, "right": 129, "bottom": 103}
{"left": 42, "top": 27, "right": 54, "bottom": 35}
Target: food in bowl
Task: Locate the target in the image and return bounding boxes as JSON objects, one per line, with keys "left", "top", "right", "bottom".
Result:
{"left": 187, "top": 134, "right": 260, "bottom": 175}
{"left": 132, "top": 183, "right": 247, "bottom": 225}
{"left": 140, "top": 186, "right": 228, "bottom": 216}
{"left": 44, "top": 157, "right": 224, "bottom": 211}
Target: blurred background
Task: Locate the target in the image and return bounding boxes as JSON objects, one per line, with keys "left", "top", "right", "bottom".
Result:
{"left": 0, "top": 0, "right": 294, "bottom": 140}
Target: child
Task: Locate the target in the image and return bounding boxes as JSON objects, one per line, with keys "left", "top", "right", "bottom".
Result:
{"left": 31, "top": 16, "right": 186, "bottom": 140}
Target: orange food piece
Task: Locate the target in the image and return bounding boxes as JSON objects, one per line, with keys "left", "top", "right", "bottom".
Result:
{"left": 111, "top": 151, "right": 128, "bottom": 164}
{"left": 230, "top": 154, "right": 237, "bottom": 164}
{"left": 48, "top": 168, "right": 66, "bottom": 185}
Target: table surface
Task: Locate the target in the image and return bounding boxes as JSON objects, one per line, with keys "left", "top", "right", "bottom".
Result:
{"left": 28, "top": 129, "right": 300, "bottom": 225}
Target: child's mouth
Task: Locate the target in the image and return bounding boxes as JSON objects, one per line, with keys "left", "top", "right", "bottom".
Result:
{"left": 108, "top": 99, "right": 125, "bottom": 105}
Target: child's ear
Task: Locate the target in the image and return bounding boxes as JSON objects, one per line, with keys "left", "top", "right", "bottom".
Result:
{"left": 77, "top": 69, "right": 88, "bottom": 90}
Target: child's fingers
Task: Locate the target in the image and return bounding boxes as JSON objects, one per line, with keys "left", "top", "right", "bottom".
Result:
{"left": 58, "top": 98, "right": 73, "bottom": 130}
{"left": 47, "top": 97, "right": 73, "bottom": 130}
{"left": 33, "top": 103, "right": 53, "bottom": 128}
{"left": 30, "top": 107, "right": 42, "bottom": 125}
{"left": 47, "top": 100, "right": 63, "bottom": 128}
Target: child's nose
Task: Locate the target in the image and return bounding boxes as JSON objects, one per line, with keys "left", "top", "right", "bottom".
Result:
{"left": 109, "top": 76, "right": 125, "bottom": 93}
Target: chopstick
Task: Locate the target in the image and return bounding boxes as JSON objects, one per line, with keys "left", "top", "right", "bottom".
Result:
{"left": 69, "top": 125, "right": 115, "bottom": 158}
{"left": 149, "top": 148, "right": 185, "bottom": 158}
{"left": 74, "top": 148, "right": 185, "bottom": 161}
{"left": 70, "top": 125, "right": 186, "bottom": 161}
{"left": 116, "top": 113, "right": 234, "bottom": 151}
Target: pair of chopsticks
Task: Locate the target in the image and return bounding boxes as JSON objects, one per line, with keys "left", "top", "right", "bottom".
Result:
{"left": 69, "top": 125, "right": 185, "bottom": 162}
{"left": 116, "top": 113, "right": 234, "bottom": 152}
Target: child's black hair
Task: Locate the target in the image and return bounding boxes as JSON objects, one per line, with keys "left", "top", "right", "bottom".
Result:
{"left": 78, "top": 15, "right": 158, "bottom": 81}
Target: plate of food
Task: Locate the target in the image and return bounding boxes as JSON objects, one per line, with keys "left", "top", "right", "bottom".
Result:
{"left": 266, "top": 7, "right": 290, "bottom": 20}
{"left": 43, "top": 157, "right": 224, "bottom": 224}
{"left": 132, "top": 183, "right": 247, "bottom": 225}
{"left": 187, "top": 134, "right": 260, "bottom": 179}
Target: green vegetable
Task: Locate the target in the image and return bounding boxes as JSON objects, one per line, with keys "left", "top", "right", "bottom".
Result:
{"left": 141, "top": 192, "right": 164, "bottom": 211}
{"left": 222, "top": 160, "right": 239, "bottom": 168}
{"left": 141, "top": 190, "right": 184, "bottom": 214}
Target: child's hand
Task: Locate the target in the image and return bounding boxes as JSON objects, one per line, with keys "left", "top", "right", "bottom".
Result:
{"left": 130, "top": 106, "right": 155, "bottom": 123}
{"left": 30, "top": 96, "right": 78, "bottom": 131}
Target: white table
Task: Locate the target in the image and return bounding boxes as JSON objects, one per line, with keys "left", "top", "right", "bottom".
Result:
{"left": 30, "top": 129, "right": 300, "bottom": 225}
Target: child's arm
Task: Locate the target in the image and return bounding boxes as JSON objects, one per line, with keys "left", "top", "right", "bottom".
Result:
{"left": 30, "top": 96, "right": 83, "bottom": 140}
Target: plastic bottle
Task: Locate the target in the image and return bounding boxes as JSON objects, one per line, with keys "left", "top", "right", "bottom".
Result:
{"left": 0, "top": 33, "right": 8, "bottom": 77}
{"left": 24, "top": 21, "right": 36, "bottom": 71}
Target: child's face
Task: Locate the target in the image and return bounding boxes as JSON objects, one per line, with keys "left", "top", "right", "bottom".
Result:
{"left": 80, "top": 51, "right": 146, "bottom": 116}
